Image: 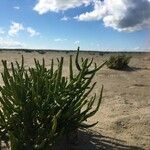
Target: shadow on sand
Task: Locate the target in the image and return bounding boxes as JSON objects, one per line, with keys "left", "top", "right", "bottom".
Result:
{"left": 110, "top": 66, "right": 143, "bottom": 72}
{"left": 53, "top": 129, "right": 145, "bottom": 150}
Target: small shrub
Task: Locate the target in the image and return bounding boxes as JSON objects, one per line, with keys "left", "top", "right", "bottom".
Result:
{"left": 107, "top": 54, "right": 131, "bottom": 70}
{"left": 0, "top": 47, "right": 106, "bottom": 149}
{"left": 37, "top": 50, "right": 46, "bottom": 54}
{"left": 23, "top": 49, "right": 33, "bottom": 53}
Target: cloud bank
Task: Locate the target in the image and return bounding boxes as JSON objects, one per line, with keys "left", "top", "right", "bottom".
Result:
{"left": 0, "top": 37, "right": 24, "bottom": 48}
{"left": 34, "top": 0, "right": 150, "bottom": 32}
{"left": 75, "top": 0, "right": 150, "bottom": 32}
{"left": 33, "top": 0, "right": 92, "bottom": 14}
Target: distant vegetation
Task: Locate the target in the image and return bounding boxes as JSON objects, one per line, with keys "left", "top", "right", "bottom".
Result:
{"left": 0, "top": 47, "right": 106, "bottom": 149}
{"left": 107, "top": 54, "right": 131, "bottom": 70}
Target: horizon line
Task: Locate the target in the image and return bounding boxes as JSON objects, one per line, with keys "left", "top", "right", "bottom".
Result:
{"left": 0, "top": 48, "right": 150, "bottom": 53}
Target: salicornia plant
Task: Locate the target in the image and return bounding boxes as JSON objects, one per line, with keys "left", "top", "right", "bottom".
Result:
{"left": 107, "top": 54, "right": 131, "bottom": 70}
{"left": 0, "top": 47, "right": 106, "bottom": 149}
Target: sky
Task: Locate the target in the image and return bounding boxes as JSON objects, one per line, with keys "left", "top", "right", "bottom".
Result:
{"left": 0, "top": 0, "right": 150, "bottom": 51}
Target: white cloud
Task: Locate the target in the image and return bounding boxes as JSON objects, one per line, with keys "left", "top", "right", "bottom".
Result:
{"left": 8, "top": 22, "right": 24, "bottom": 36}
{"left": 75, "top": 0, "right": 150, "bottom": 32}
{"left": 74, "top": 0, "right": 104, "bottom": 21}
{"left": 0, "top": 37, "right": 24, "bottom": 48}
{"left": 27, "top": 27, "right": 40, "bottom": 37}
{"left": 33, "top": 0, "right": 150, "bottom": 32}
{"left": 61, "top": 16, "right": 69, "bottom": 21}
{"left": 0, "top": 28, "right": 5, "bottom": 34}
{"left": 33, "top": 0, "right": 92, "bottom": 14}
{"left": 14, "top": 6, "right": 20, "bottom": 10}
{"left": 74, "top": 40, "right": 80, "bottom": 44}
{"left": 54, "top": 38, "right": 67, "bottom": 42}
{"left": 8, "top": 22, "right": 40, "bottom": 37}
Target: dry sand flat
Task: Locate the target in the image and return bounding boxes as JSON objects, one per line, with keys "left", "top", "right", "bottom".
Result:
{"left": 0, "top": 50, "right": 150, "bottom": 150}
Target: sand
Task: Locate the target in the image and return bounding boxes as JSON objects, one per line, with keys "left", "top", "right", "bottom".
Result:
{"left": 0, "top": 50, "right": 150, "bottom": 150}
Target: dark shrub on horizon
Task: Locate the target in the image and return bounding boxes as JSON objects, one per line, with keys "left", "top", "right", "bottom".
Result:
{"left": 37, "top": 50, "right": 46, "bottom": 54}
{"left": 107, "top": 54, "right": 131, "bottom": 70}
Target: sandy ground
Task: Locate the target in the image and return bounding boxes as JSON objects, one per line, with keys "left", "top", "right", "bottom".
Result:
{"left": 0, "top": 50, "right": 150, "bottom": 150}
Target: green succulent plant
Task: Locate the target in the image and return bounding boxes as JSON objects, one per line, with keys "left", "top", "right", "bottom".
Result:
{"left": 0, "top": 47, "right": 106, "bottom": 149}
{"left": 107, "top": 54, "right": 131, "bottom": 70}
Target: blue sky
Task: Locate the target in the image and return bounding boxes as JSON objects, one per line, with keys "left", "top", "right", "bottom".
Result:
{"left": 0, "top": 0, "right": 150, "bottom": 51}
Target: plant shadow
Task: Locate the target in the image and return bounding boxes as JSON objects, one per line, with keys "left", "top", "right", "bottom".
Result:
{"left": 53, "top": 129, "right": 145, "bottom": 150}
{"left": 111, "top": 66, "right": 142, "bottom": 72}
{"left": 126, "top": 66, "right": 143, "bottom": 72}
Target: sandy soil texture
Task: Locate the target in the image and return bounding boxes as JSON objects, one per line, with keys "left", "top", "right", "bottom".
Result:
{"left": 0, "top": 50, "right": 150, "bottom": 150}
